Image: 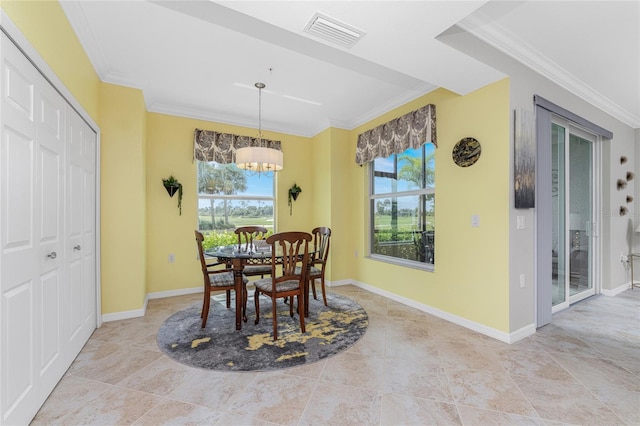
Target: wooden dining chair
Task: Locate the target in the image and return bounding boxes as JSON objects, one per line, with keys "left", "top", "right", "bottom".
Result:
{"left": 195, "top": 230, "right": 248, "bottom": 328}
{"left": 234, "top": 226, "right": 272, "bottom": 278}
{"left": 296, "top": 227, "right": 332, "bottom": 306}
{"left": 253, "top": 231, "right": 312, "bottom": 340}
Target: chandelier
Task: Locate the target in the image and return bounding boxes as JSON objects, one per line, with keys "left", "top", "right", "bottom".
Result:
{"left": 235, "top": 82, "right": 284, "bottom": 174}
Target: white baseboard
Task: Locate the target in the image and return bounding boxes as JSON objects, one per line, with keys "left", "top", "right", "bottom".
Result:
{"left": 101, "top": 297, "right": 148, "bottom": 322}
{"left": 348, "top": 280, "right": 535, "bottom": 344}
{"left": 601, "top": 282, "right": 632, "bottom": 297}
{"left": 147, "top": 286, "right": 202, "bottom": 299}
{"left": 101, "top": 280, "right": 536, "bottom": 343}
{"left": 102, "top": 287, "right": 202, "bottom": 323}
{"left": 101, "top": 281, "right": 539, "bottom": 344}
{"left": 327, "top": 279, "right": 351, "bottom": 287}
{"left": 98, "top": 277, "right": 634, "bottom": 340}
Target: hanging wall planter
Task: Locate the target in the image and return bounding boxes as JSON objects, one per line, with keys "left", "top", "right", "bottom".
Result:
{"left": 162, "top": 175, "right": 183, "bottom": 215}
{"left": 288, "top": 183, "right": 302, "bottom": 215}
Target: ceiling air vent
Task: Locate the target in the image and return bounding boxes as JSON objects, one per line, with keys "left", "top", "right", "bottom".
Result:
{"left": 304, "top": 13, "right": 365, "bottom": 48}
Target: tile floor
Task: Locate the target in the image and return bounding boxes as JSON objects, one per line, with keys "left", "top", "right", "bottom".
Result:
{"left": 31, "top": 285, "right": 639, "bottom": 425}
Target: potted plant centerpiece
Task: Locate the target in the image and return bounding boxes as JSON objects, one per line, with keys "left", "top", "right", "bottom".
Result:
{"left": 162, "top": 175, "right": 183, "bottom": 215}
{"left": 288, "top": 182, "right": 302, "bottom": 215}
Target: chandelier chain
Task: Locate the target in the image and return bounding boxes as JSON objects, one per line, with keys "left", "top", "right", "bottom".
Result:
{"left": 257, "top": 82, "right": 264, "bottom": 143}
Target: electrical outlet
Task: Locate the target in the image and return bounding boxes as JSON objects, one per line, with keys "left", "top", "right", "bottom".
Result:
{"left": 519, "top": 274, "right": 525, "bottom": 288}
{"left": 168, "top": 253, "right": 175, "bottom": 263}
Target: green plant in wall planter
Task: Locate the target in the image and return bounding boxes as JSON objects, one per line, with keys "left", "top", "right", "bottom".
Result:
{"left": 162, "top": 175, "right": 182, "bottom": 215}
{"left": 288, "top": 182, "right": 302, "bottom": 215}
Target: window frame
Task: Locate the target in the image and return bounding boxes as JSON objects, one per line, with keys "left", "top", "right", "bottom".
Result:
{"left": 367, "top": 144, "right": 435, "bottom": 271}
{"left": 196, "top": 161, "right": 276, "bottom": 234}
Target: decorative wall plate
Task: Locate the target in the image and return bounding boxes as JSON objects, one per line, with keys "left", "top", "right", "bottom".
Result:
{"left": 452, "top": 137, "right": 481, "bottom": 167}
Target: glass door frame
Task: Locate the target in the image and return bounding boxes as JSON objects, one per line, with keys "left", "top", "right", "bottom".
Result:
{"left": 551, "top": 117, "right": 601, "bottom": 313}
{"left": 534, "top": 95, "right": 609, "bottom": 329}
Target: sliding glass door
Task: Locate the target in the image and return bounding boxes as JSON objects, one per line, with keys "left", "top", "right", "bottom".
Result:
{"left": 551, "top": 119, "right": 596, "bottom": 310}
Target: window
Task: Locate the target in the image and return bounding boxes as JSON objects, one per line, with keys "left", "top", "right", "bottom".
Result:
{"left": 197, "top": 161, "right": 275, "bottom": 235}
{"left": 369, "top": 144, "right": 435, "bottom": 267}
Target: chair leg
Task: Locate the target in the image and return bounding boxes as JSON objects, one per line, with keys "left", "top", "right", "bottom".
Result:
{"left": 254, "top": 289, "right": 261, "bottom": 325}
{"left": 311, "top": 278, "right": 317, "bottom": 300}
{"left": 298, "top": 294, "right": 305, "bottom": 333}
{"left": 272, "top": 296, "right": 278, "bottom": 340}
{"left": 243, "top": 283, "right": 248, "bottom": 322}
{"left": 225, "top": 289, "right": 231, "bottom": 309}
{"left": 201, "top": 291, "right": 210, "bottom": 328}
{"left": 320, "top": 276, "right": 327, "bottom": 306}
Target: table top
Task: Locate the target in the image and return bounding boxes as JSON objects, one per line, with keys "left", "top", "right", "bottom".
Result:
{"left": 206, "top": 242, "right": 316, "bottom": 261}
{"left": 205, "top": 244, "right": 273, "bottom": 260}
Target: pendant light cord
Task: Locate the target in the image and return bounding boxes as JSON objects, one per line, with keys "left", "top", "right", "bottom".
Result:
{"left": 256, "top": 82, "right": 265, "bottom": 145}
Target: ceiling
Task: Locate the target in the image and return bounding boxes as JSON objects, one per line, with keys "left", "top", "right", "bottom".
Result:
{"left": 60, "top": 1, "right": 639, "bottom": 136}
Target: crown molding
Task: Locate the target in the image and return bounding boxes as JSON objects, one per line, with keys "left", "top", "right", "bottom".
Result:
{"left": 459, "top": 17, "right": 639, "bottom": 129}
{"left": 59, "top": 2, "right": 111, "bottom": 82}
{"left": 148, "top": 83, "right": 438, "bottom": 138}
{"left": 147, "top": 100, "right": 315, "bottom": 138}
{"left": 347, "top": 83, "right": 439, "bottom": 131}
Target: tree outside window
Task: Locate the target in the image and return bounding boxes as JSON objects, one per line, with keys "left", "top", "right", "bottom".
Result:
{"left": 197, "top": 161, "right": 275, "bottom": 247}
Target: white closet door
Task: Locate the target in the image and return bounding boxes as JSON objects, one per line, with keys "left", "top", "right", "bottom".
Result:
{"left": 66, "top": 108, "right": 96, "bottom": 356}
{"left": 1, "top": 33, "right": 97, "bottom": 425}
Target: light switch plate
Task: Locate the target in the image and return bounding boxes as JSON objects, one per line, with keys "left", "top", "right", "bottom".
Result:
{"left": 471, "top": 214, "right": 480, "bottom": 227}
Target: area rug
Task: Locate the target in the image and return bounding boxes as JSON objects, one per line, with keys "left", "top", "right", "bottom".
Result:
{"left": 157, "top": 292, "right": 368, "bottom": 372}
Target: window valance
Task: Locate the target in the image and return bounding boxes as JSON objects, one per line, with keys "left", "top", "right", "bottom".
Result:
{"left": 355, "top": 104, "right": 437, "bottom": 165}
{"left": 193, "top": 129, "right": 282, "bottom": 163}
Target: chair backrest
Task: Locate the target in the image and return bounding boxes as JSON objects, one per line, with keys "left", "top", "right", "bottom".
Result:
{"left": 312, "top": 227, "right": 331, "bottom": 267}
{"left": 266, "top": 231, "right": 312, "bottom": 287}
{"left": 235, "top": 226, "right": 268, "bottom": 252}
{"left": 194, "top": 230, "right": 209, "bottom": 281}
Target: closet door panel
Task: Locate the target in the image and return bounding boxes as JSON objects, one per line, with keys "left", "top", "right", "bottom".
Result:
{"left": 66, "top": 110, "right": 96, "bottom": 352}
{"left": 3, "top": 281, "right": 33, "bottom": 418}
{"left": 1, "top": 34, "right": 38, "bottom": 424}
{"left": 35, "top": 80, "right": 66, "bottom": 390}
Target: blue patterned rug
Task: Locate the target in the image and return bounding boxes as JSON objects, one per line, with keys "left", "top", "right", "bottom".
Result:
{"left": 156, "top": 292, "right": 368, "bottom": 371}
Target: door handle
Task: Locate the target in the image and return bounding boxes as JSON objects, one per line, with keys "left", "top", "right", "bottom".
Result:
{"left": 47, "top": 251, "right": 57, "bottom": 260}
{"left": 74, "top": 245, "right": 81, "bottom": 251}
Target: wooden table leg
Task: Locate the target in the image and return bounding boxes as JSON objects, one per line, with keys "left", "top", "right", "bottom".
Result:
{"left": 232, "top": 258, "right": 244, "bottom": 330}
{"left": 304, "top": 262, "right": 311, "bottom": 317}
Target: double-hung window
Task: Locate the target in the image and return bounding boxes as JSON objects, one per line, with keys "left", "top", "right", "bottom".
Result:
{"left": 370, "top": 143, "right": 435, "bottom": 268}
{"left": 197, "top": 161, "right": 275, "bottom": 236}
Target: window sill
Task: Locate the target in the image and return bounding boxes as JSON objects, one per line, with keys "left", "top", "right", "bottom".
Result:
{"left": 367, "top": 254, "right": 434, "bottom": 272}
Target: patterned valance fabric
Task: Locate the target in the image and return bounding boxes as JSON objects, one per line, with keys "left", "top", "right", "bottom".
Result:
{"left": 355, "top": 104, "right": 437, "bottom": 165}
{"left": 193, "top": 129, "right": 282, "bottom": 163}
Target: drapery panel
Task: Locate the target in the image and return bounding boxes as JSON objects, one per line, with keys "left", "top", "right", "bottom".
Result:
{"left": 355, "top": 104, "right": 437, "bottom": 165}
{"left": 193, "top": 129, "right": 282, "bottom": 163}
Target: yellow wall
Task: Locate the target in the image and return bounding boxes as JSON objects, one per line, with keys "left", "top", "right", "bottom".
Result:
{"left": 100, "top": 83, "right": 147, "bottom": 312}
{"left": 308, "top": 127, "right": 351, "bottom": 283}
{"left": 348, "top": 81, "right": 511, "bottom": 331}
{"left": 2, "top": 0, "right": 100, "bottom": 122}
{"left": 310, "top": 128, "right": 332, "bottom": 228}
{"left": 145, "top": 113, "right": 313, "bottom": 295}
{"left": 3, "top": 0, "right": 513, "bottom": 331}
{"left": 328, "top": 128, "right": 352, "bottom": 282}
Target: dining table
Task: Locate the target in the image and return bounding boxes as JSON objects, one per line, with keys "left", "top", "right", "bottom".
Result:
{"left": 206, "top": 242, "right": 314, "bottom": 330}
